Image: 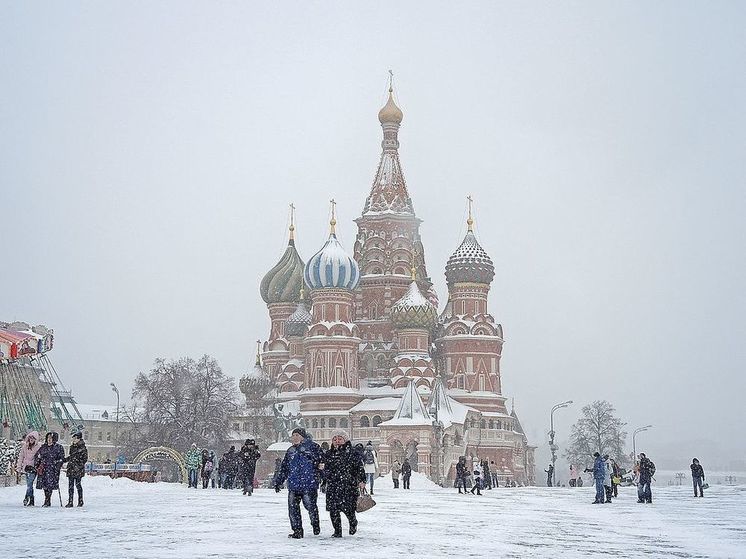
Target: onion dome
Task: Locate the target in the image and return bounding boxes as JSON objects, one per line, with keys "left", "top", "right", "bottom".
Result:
{"left": 260, "top": 211, "right": 305, "bottom": 304}
{"left": 378, "top": 86, "right": 403, "bottom": 124}
{"left": 285, "top": 290, "right": 312, "bottom": 337}
{"left": 391, "top": 272, "right": 438, "bottom": 330}
{"left": 239, "top": 343, "right": 272, "bottom": 398}
{"left": 304, "top": 202, "right": 360, "bottom": 290}
{"left": 445, "top": 201, "right": 495, "bottom": 286}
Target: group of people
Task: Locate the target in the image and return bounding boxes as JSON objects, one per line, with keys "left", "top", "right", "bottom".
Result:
{"left": 454, "top": 456, "right": 499, "bottom": 495}
{"left": 389, "top": 457, "right": 412, "bottom": 489}
{"left": 15, "top": 430, "right": 88, "bottom": 508}
{"left": 184, "top": 438, "right": 261, "bottom": 495}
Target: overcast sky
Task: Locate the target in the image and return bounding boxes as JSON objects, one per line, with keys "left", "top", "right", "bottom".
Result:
{"left": 2, "top": 2, "right": 745, "bottom": 464}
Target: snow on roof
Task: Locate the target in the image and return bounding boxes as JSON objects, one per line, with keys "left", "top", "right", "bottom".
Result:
{"left": 349, "top": 397, "right": 402, "bottom": 412}
{"left": 427, "top": 379, "right": 454, "bottom": 428}
{"left": 71, "top": 403, "right": 121, "bottom": 422}
{"left": 380, "top": 380, "right": 432, "bottom": 426}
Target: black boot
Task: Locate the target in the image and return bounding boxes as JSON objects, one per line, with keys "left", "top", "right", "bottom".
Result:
{"left": 312, "top": 523, "right": 321, "bottom": 536}
{"left": 28, "top": 494, "right": 35, "bottom": 507}
{"left": 288, "top": 529, "right": 303, "bottom": 539}
{"left": 349, "top": 517, "right": 358, "bottom": 535}
{"left": 23, "top": 496, "right": 29, "bottom": 506}
{"left": 78, "top": 496, "right": 84, "bottom": 507}
{"left": 66, "top": 493, "right": 74, "bottom": 508}
{"left": 42, "top": 491, "right": 51, "bottom": 507}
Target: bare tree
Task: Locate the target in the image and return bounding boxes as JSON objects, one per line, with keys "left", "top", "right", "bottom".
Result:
{"left": 128, "top": 355, "right": 237, "bottom": 454}
{"left": 564, "top": 400, "right": 628, "bottom": 469}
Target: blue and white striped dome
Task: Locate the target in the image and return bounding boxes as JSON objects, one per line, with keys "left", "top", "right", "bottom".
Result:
{"left": 304, "top": 232, "right": 360, "bottom": 290}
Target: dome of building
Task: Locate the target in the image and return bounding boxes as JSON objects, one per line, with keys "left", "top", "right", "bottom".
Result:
{"left": 285, "top": 295, "right": 312, "bottom": 337}
{"left": 304, "top": 208, "right": 360, "bottom": 290}
{"left": 445, "top": 230, "right": 495, "bottom": 286}
{"left": 378, "top": 88, "right": 403, "bottom": 124}
{"left": 239, "top": 345, "right": 272, "bottom": 399}
{"left": 391, "top": 279, "right": 438, "bottom": 330}
{"left": 260, "top": 235, "right": 305, "bottom": 304}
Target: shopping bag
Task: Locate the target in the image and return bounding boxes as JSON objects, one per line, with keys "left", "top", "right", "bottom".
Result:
{"left": 356, "top": 487, "right": 376, "bottom": 513}
{"left": 702, "top": 483, "right": 709, "bottom": 490}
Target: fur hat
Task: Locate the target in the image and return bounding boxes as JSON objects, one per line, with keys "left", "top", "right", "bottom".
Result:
{"left": 291, "top": 427, "right": 308, "bottom": 439}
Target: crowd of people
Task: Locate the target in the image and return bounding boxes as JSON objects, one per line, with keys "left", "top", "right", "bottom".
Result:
{"left": 14, "top": 430, "right": 88, "bottom": 507}
{"left": 184, "top": 438, "right": 262, "bottom": 494}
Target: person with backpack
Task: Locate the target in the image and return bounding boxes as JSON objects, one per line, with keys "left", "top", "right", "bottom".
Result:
{"left": 185, "top": 443, "right": 201, "bottom": 489}
{"left": 319, "top": 433, "right": 366, "bottom": 538}
{"left": 391, "top": 459, "right": 401, "bottom": 489}
{"left": 637, "top": 453, "right": 655, "bottom": 503}
{"left": 63, "top": 432, "right": 88, "bottom": 507}
{"left": 16, "top": 430, "right": 41, "bottom": 506}
{"left": 239, "top": 438, "right": 261, "bottom": 495}
{"left": 362, "top": 441, "right": 378, "bottom": 495}
{"left": 401, "top": 458, "right": 412, "bottom": 489}
{"left": 274, "top": 428, "right": 323, "bottom": 539}
{"left": 691, "top": 458, "right": 705, "bottom": 497}
{"left": 201, "top": 449, "right": 215, "bottom": 489}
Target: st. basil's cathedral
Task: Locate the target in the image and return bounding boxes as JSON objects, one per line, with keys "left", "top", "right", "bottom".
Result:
{"left": 242, "top": 84, "right": 536, "bottom": 485}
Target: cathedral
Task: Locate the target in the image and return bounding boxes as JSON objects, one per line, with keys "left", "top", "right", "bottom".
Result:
{"left": 244, "top": 85, "right": 535, "bottom": 485}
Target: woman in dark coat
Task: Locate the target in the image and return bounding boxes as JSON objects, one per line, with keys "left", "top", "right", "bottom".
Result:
{"left": 35, "top": 432, "right": 65, "bottom": 507}
{"left": 238, "top": 439, "right": 261, "bottom": 495}
{"left": 64, "top": 432, "right": 88, "bottom": 507}
{"left": 320, "top": 433, "right": 366, "bottom": 538}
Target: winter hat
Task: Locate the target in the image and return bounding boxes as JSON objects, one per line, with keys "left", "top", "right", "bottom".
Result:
{"left": 330, "top": 431, "right": 348, "bottom": 442}
{"left": 291, "top": 427, "right": 307, "bottom": 439}
{"left": 72, "top": 432, "right": 83, "bottom": 440}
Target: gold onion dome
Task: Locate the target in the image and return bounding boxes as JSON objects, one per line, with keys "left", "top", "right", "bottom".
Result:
{"left": 260, "top": 219, "right": 306, "bottom": 304}
{"left": 391, "top": 275, "right": 438, "bottom": 330}
{"left": 378, "top": 88, "right": 403, "bottom": 124}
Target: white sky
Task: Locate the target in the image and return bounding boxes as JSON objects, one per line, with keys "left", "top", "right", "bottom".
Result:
{"left": 2, "top": 2, "right": 745, "bottom": 464}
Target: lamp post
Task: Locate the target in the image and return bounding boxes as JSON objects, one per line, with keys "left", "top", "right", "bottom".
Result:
{"left": 110, "top": 383, "right": 120, "bottom": 460}
{"left": 632, "top": 425, "right": 653, "bottom": 460}
{"left": 548, "top": 400, "right": 573, "bottom": 487}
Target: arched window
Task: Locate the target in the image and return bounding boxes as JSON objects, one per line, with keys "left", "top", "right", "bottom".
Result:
{"left": 480, "top": 419, "right": 486, "bottom": 429}
{"left": 320, "top": 418, "right": 326, "bottom": 428}
{"left": 470, "top": 418, "right": 476, "bottom": 428}
{"left": 360, "top": 416, "right": 370, "bottom": 428}
{"left": 372, "top": 415, "right": 382, "bottom": 427}
{"left": 340, "top": 418, "right": 349, "bottom": 428}
{"left": 312, "top": 418, "right": 319, "bottom": 428}
{"left": 488, "top": 420, "right": 494, "bottom": 429}
{"left": 329, "top": 418, "right": 337, "bottom": 428}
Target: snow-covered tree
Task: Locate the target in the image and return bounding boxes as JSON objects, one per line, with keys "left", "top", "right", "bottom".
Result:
{"left": 564, "top": 400, "right": 628, "bottom": 469}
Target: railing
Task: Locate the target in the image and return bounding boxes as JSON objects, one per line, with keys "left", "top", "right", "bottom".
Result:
{"left": 85, "top": 462, "right": 152, "bottom": 473}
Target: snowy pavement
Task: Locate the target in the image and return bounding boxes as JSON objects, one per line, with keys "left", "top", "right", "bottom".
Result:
{"left": 2, "top": 475, "right": 744, "bottom": 558}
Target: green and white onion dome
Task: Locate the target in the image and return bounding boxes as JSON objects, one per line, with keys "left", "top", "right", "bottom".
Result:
{"left": 260, "top": 237, "right": 306, "bottom": 304}
{"left": 391, "top": 280, "right": 438, "bottom": 330}
{"left": 445, "top": 230, "right": 495, "bottom": 286}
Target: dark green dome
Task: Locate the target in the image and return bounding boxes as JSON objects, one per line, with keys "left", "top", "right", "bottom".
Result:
{"left": 260, "top": 239, "right": 306, "bottom": 304}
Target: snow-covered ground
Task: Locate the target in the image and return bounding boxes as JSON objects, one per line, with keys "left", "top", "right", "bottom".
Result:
{"left": 2, "top": 474, "right": 744, "bottom": 558}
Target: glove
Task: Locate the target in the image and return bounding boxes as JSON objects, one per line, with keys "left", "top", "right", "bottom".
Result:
{"left": 275, "top": 486, "right": 281, "bottom": 493}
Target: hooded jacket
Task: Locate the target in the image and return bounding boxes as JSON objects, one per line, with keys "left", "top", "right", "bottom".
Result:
{"left": 275, "top": 437, "right": 322, "bottom": 492}
{"left": 65, "top": 438, "right": 89, "bottom": 478}
{"left": 16, "top": 431, "right": 42, "bottom": 472}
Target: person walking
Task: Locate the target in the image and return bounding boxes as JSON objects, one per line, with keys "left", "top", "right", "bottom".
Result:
{"left": 320, "top": 433, "right": 366, "bottom": 538}
{"left": 209, "top": 451, "right": 218, "bottom": 488}
{"left": 239, "top": 439, "right": 261, "bottom": 496}
{"left": 589, "top": 452, "right": 605, "bottom": 504}
{"left": 16, "top": 430, "right": 41, "bottom": 506}
{"left": 221, "top": 446, "right": 238, "bottom": 489}
{"left": 185, "top": 443, "right": 201, "bottom": 489}
{"left": 201, "top": 449, "right": 215, "bottom": 489}
{"left": 63, "top": 432, "right": 88, "bottom": 507}
{"left": 611, "top": 459, "right": 621, "bottom": 498}
{"left": 362, "top": 441, "right": 378, "bottom": 495}
{"left": 482, "top": 459, "right": 492, "bottom": 490}
{"left": 35, "top": 432, "right": 65, "bottom": 507}
{"left": 691, "top": 458, "right": 705, "bottom": 497}
{"left": 569, "top": 464, "right": 578, "bottom": 488}
{"left": 603, "top": 455, "right": 613, "bottom": 503}
{"left": 456, "top": 456, "right": 469, "bottom": 494}
{"left": 401, "top": 458, "right": 412, "bottom": 489}
{"left": 470, "top": 461, "right": 483, "bottom": 495}
{"left": 391, "top": 459, "right": 401, "bottom": 489}
{"left": 637, "top": 453, "right": 655, "bottom": 504}
{"left": 274, "top": 428, "right": 323, "bottom": 539}
{"left": 545, "top": 464, "right": 554, "bottom": 487}
{"left": 490, "top": 461, "right": 499, "bottom": 488}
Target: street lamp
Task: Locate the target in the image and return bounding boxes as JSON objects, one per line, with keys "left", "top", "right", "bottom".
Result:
{"left": 549, "top": 400, "right": 573, "bottom": 487}
{"left": 632, "top": 425, "right": 653, "bottom": 460}
{"left": 110, "top": 383, "right": 120, "bottom": 461}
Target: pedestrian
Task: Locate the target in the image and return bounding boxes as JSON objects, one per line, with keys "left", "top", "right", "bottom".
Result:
{"left": 201, "top": 449, "right": 215, "bottom": 489}
{"left": 319, "top": 433, "right": 366, "bottom": 538}
{"left": 362, "top": 441, "right": 378, "bottom": 495}
{"left": 35, "top": 432, "right": 65, "bottom": 507}
{"left": 239, "top": 438, "right": 261, "bottom": 495}
{"left": 320, "top": 442, "right": 330, "bottom": 494}
{"left": 391, "top": 459, "right": 401, "bottom": 489}
{"left": 588, "top": 452, "right": 605, "bottom": 504}
{"left": 274, "top": 427, "right": 322, "bottom": 539}
{"left": 63, "top": 432, "right": 88, "bottom": 507}
{"left": 545, "top": 464, "right": 554, "bottom": 487}
{"left": 222, "top": 446, "right": 239, "bottom": 489}
{"left": 470, "top": 461, "right": 483, "bottom": 495}
{"left": 691, "top": 458, "right": 705, "bottom": 497}
{"left": 185, "top": 443, "right": 201, "bottom": 489}
{"left": 490, "top": 460, "right": 498, "bottom": 488}
{"left": 272, "top": 457, "right": 283, "bottom": 489}
{"left": 209, "top": 451, "right": 218, "bottom": 488}
{"left": 603, "top": 455, "right": 613, "bottom": 503}
{"left": 569, "top": 464, "right": 578, "bottom": 488}
{"left": 611, "top": 459, "right": 621, "bottom": 498}
{"left": 637, "top": 453, "right": 655, "bottom": 504}
{"left": 401, "top": 458, "right": 412, "bottom": 489}
{"left": 456, "top": 456, "right": 468, "bottom": 494}
{"left": 16, "top": 430, "right": 41, "bottom": 506}
{"left": 482, "top": 459, "right": 492, "bottom": 490}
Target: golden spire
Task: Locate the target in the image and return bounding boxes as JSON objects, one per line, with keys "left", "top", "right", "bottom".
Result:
{"left": 289, "top": 203, "right": 296, "bottom": 241}
{"left": 410, "top": 266, "right": 417, "bottom": 281}
{"left": 467, "top": 195, "right": 474, "bottom": 232}
{"left": 329, "top": 198, "right": 337, "bottom": 235}
{"left": 378, "top": 70, "right": 403, "bottom": 125}
{"left": 299, "top": 286, "right": 305, "bottom": 301}
{"left": 255, "top": 340, "right": 261, "bottom": 366}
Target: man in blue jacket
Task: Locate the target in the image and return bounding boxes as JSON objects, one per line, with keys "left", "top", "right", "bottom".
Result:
{"left": 591, "top": 452, "right": 605, "bottom": 504}
{"left": 274, "top": 427, "right": 322, "bottom": 538}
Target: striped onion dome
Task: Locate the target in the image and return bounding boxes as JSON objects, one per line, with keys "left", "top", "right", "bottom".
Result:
{"left": 260, "top": 238, "right": 305, "bottom": 304}
{"left": 445, "top": 230, "right": 495, "bottom": 286}
{"left": 391, "top": 280, "right": 437, "bottom": 330}
{"left": 304, "top": 231, "right": 360, "bottom": 290}
{"left": 285, "top": 298, "right": 312, "bottom": 337}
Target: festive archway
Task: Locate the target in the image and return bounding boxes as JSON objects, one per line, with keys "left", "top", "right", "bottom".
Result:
{"left": 133, "top": 446, "right": 187, "bottom": 484}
